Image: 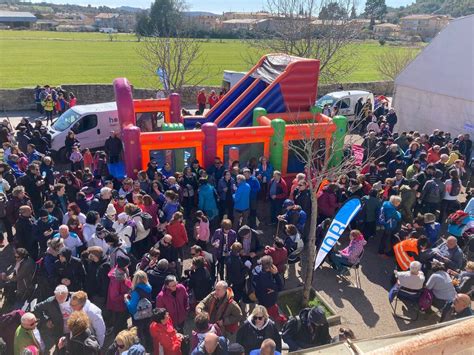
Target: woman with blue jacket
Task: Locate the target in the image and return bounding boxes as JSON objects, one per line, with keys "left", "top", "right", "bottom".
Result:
{"left": 125, "top": 270, "right": 153, "bottom": 351}
{"left": 198, "top": 178, "right": 219, "bottom": 224}
{"left": 257, "top": 156, "right": 274, "bottom": 199}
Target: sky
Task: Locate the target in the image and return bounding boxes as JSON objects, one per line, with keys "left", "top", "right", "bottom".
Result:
{"left": 31, "top": 0, "right": 416, "bottom": 13}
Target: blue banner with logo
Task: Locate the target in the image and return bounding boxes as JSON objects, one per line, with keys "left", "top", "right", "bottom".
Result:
{"left": 314, "top": 198, "right": 362, "bottom": 270}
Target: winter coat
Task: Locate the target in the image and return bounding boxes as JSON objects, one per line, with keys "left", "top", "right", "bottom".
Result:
{"left": 197, "top": 288, "right": 242, "bottom": 328}
{"left": 150, "top": 319, "right": 182, "bottom": 355}
{"left": 83, "top": 257, "right": 111, "bottom": 299}
{"left": 13, "top": 257, "right": 35, "bottom": 301}
{"left": 264, "top": 247, "right": 288, "bottom": 274}
{"left": 225, "top": 253, "right": 248, "bottom": 286}
{"left": 14, "top": 215, "right": 37, "bottom": 259}
{"left": 339, "top": 238, "right": 366, "bottom": 264}
{"left": 421, "top": 179, "right": 445, "bottom": 204}
{"left": 379, "top": 201, "right": 401, "bottom": 232}
{"left": 188, "top": 266, "right": 213, "bottom": 302}
{"left": 14, "top": 326, "right": 39, "bottom": 355}
{"left": 162, "top": 201, "right": 180, "bottom": 223}
{"left": 251, "top": 265, "right": 283, "bottom": 308}
{"left": 191, "top": 336, "right": 228, "bottom": 355}
{"left": 198, "top": 184, "right": 219, "bottom": 221}
{"left": 34, "top": 214, "right": 60, "bottom": 254}
{"left": 166, "top": 220, "right": 188, "bottom": 249}
{"left": 89, "top": 196, "right": 112, "bottom": 217}
{"left": 425, "top": 222, "right": 441, "bottom": 246}
{"left": 54, "top": 253, "right": 86, "bottom": 292}
{"left": 63, "top": 329, "right": 100, "bottom": 355}
{"left": 34, "top": 296, "right": 64, "bottom": 340}
{"left": 360, "top": 195, "right": 382, "bottom": 223}
{"left": 236, "top": 316, "right": 282, "bottom": 354}
{"left": 156, "top": 283, "right": 189, "bottom": 326}
{"left": 130, "top": 207, "right": 151, "bottom": 242}
{"left": 211, "top": 228, "right": 237, "bottom": 259}
{"left": 147, "top": 267, "right": 172, "bottom": 301}
{"left": 217, "top": 177, "right": 236, "bottom": 202}
{"left": 294, "top": 189, "right": 311, "bottom": 217}
{"left": 104, "top": 136, "right": 123, "bottom": 157}
{"left": 399, "top": 185, "right": 417, "bottom": 222}
{"left": 268, "top": 178, "right": 288, "bottom": 200}
{"left": 6, "top": 196, "right": 31, "bottom": 225}
{"left": 126, "top": 283, "right": 152, "bottom": 316}
{"left": 106, "top": 266, "right": 131, "bottom": 312}
{"left": 233, "top": 182, "right": 251, "bottom": 211}
{"left": 257, "top": 163, "right": 274, "bottom": 183}
{"left": 246, "top": 176, "right": 261, "bottom": 200}
{"left": 317, "top": 187, "right": 338, "bottom": 217}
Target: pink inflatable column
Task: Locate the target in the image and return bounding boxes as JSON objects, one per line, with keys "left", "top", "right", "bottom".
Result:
{"left": 113, "top": 77, "right": 141, "bottom": 178}
{"left": 169, "top": 93, "right": 182, "bottom": 123}
{"left": 113, "top": 78, "right": 135, "bottom": 129}
{"left": 201, "top": 122, "right": 217, "bottom": 169}
{"left": 122, "top": 125, "right": 142, "bottom": 179}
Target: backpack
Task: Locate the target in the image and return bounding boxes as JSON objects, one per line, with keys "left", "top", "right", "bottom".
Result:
{"left": 133, "top": 297, "right": 153, "bottom": 320}
{"left": 447, "top": 210, "right": 469, "bottom": 225}
{"left": 449, "top": 179, "right": 461, "bottom": 196}
{"left": 139, "top": 212, "right": 153, "bottom": 231}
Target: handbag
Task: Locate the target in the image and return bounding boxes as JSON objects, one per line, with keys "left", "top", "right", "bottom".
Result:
{"left": 418, "top": 288, "right": 433, "bottom": 311}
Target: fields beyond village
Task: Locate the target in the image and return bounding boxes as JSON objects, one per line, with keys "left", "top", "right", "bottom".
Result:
{"left": 0, "top": 30, "right": 421, "bottom": 89}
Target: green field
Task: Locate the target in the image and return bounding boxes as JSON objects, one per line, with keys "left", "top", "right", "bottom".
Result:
{"left": 0, "top": 30, "right": 419, "bottom": 88}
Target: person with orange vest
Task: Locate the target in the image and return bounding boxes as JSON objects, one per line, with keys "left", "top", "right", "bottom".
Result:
{"left": 393, "top": 237, "right": 425, "bottom": 271}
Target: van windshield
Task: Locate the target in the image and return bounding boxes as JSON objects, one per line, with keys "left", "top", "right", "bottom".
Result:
{"left": 52, "top": 108, "right": 81, "bottom": 132}
{"left": 316, "top": 95, "right": 336, "bottom": 108}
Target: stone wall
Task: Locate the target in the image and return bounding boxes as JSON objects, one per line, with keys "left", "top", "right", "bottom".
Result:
{"left": 0, "top": 81, "right": 393, "bottom": 111}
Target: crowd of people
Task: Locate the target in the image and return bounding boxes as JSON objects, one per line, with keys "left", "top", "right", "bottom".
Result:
{"left": 34, "top": 85, "right": 77, "bottom": 125}
{"left": 0, "top": 98, "right": 472, "bottom": 355}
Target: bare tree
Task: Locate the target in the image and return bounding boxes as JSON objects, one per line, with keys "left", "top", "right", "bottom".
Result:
{"left": 287, "top": 111, "right": 369, "bottom": 305}
{"left": 245, "top": 0, "right": 360, "bottom": 83}
{"left": 374, "top": 47, "right": 418, "bottom": 80}
{"left": 137, "top": 31, "right": 210, "bottom": 94}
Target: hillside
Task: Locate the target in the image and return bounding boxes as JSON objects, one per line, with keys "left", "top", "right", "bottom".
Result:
{"left": 390, "top": 0, "right": 474, "bottom": 19}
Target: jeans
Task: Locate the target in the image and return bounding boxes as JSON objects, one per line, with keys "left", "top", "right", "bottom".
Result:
{"left": 378, "top": 229, "right": 394, "bottom": 255}
{"left": 248, "top": 197, "right": 258, "bottom": 228}
{"left": 329, "top": 253, "right": 352, "bottom": 271}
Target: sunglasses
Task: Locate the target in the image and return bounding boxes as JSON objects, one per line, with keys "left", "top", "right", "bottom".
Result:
{"left": 26, "top": 319, "right": 38, "bottom": 327}
{"left": 115, "top": 342, "right": 125, "bottom": 349}
{"left": 190, "top": 253, "right": 196, "bottom": 257}
{"left": 298, "top": 184, "right": 305, "bottom": 187}
{"left": 254, "top": 316, "right": 264, "bottom": 320}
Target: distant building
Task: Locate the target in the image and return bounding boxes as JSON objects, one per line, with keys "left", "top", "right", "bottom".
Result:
{"left": 400, "top": 14, "right": 451, "bottom": 40}
{"left": 222, "top": 12, "right": 271, "bottom": 21}
{"left": 33, "top": 19, "right": 59, "bottom": 31}
{"left": 221, "top": 18, "right": 269, "bottom": 32}
{"left": 374, "top": 23, "right": 400, "bottom": 38}
{"left": 0, "top": 10, "right": 36, "bottom": 28}
{"left": 183, "top": 12, "right": 220, "bottom": 30}
{"left": 94, "top": 12, "right": 136, "bottom": 32}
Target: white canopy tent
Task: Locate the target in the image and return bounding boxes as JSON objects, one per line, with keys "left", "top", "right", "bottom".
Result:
{"left": 394, "top": 15, "right": 474, "bottom": 137}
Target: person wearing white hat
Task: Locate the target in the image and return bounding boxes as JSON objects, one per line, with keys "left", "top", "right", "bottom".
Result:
{"left": 101, "top": 204, "right": 117, "bottom": 231}
{"left": 112, "top": 212, "right": 133, "bottom": 252}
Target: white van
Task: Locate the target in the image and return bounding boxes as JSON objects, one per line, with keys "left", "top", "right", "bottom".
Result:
{"left": 316, "top": 90, "right": 374, "bottom": 121}
{"left": 50, "top": 102, "right": 119, "bottom": 160}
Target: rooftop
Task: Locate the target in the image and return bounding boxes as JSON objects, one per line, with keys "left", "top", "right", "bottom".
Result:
{"left": 0, "top": 10, "right": 36, "bottom": 22}
{"left": 401, "top": 14, "right": 451, "bottom": 20}
{"left": 95, "top": 13, "right": 119, "bottom": 19}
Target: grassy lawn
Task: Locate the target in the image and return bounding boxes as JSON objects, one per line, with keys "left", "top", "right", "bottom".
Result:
{"left": 278, "top": 288, "right": 333, "bottom": 318}
{"left": 0, "top": 30, "right": 420, "bottom": 88}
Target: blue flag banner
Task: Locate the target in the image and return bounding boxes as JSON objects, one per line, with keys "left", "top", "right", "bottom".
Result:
{"left": 314, "top": 198, "right": 362, "bottom": 270}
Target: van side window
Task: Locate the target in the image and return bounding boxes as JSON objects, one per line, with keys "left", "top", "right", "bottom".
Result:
{"left": 73, "top": 114, "right": 98, "bottom": 134}
{"left": 337, "top": 98, "right": 350, "bottom": 109}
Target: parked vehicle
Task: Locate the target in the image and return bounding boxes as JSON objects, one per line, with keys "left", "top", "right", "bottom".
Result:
{"left": 316, "top": 90, "right": 374, "bottom": 121}
{"left": 50, "top": 102, "right": 119, "bottom": 160}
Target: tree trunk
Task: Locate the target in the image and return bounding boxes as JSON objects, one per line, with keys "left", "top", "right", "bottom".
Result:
{"left": 302, "top": 196, "right": 318, "bottom": 306}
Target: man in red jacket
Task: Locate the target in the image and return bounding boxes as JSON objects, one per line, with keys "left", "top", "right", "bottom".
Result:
{"left": 197, "top": 89, "right": 207, "bottom": 114}
{"left": 208, "top": 90, "right": 219, "bottom": 108}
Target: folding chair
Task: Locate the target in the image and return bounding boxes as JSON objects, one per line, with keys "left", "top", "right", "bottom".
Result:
{"left": 347, "top": 250, "right": 364, "bottom": 289}
{"left": 390, "top": 286, "right": 422, "bottom": 321}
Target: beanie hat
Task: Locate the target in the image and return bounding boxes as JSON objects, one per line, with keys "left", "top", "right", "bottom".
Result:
{"left": 116, "top": 255, "right": 130, "bottom": 269}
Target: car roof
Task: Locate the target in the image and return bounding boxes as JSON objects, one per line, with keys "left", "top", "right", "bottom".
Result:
{"left": 327, "top": 90, "right": 372, "bottom": 98}
{"left": 71, "top": 102, "right": 117, "bottom": 115}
